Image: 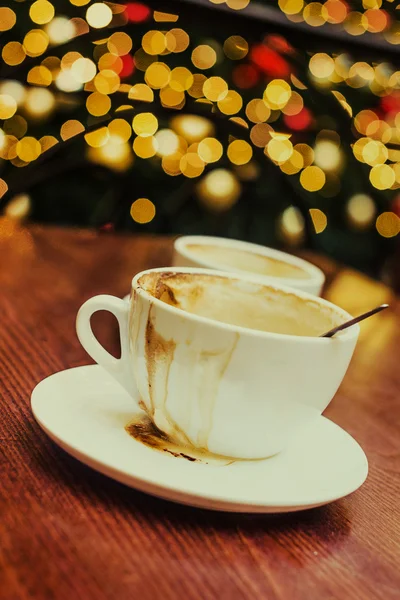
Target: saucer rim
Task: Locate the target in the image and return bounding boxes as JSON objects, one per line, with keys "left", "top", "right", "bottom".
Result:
{"left": 31, "top": 365, "right": 369, "bottom": 514}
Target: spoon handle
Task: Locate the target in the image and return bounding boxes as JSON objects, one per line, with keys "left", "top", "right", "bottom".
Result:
{"left": 321, "top": 304, "right": 389, "bottom": 338}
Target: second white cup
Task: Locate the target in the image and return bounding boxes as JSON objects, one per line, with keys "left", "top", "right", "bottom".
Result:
{"left": 172, "top": 235, "right": 325, "bottom": 296}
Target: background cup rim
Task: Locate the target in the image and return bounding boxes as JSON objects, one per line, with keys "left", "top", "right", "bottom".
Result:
{"left": 173, "top": 235, "right": 325, "bottom": 287}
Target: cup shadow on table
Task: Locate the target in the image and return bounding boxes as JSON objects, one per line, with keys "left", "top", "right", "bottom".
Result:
{"left": 32, "top": 437, "right": 352, "bottom": 564}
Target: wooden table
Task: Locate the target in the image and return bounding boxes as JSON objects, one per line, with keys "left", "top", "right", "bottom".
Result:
{"left": 1, "top": 222, "right": 399, "bottom": 600}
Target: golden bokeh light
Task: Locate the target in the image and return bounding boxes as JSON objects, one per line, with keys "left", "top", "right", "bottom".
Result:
{"left": 86, "top": 3, "right": 112, "bottom": 29}
{"left": 142, "top": 31, "right": 167, "bottom": 55}
{"left": 197, "top": 169, "right": 241, "bottom": 211}
{"left": 2, "top": 42, "right": 26, "bottom": 66}
{"left": 108, "top": 32, "right": 133, "bottom": 56}
{"left": 279, "top": 206, "right": 305, "bottom": 246}
{"left": 227, "top": 140, "right": 253, "bottom": 165}
{"left": 314, "top": 140, "right": 342, "bottom": 171}
{"left": 300, "top": 166, "right": 326, "bottom": 191}
{"left": 309, "top": 208, "right": 328, "bottom": 233}
{"left": 198, "top": 138, "right": 223, "bottom": 163}
{"left": 171, "top": 115, "right": 214, "bottom": 143}
{"left": 39, "top": 135, "right": 58, "bottom": 152}
{"left": 0, "top": 178, "right": 8, "bottom": 199}
{"left": 29, "top": 0, "right": 55, "bottom": 25}
{"left": 169, "top": 67, "right": 194, "bottom": 92}
{"left": 250, "top": 123, "right": 273, "bottom": 147}
{"left": 56, "top": 69, "right": 82, "bottom": 92}
{"left": 0, "top": 8, "right": 16, "bottom": 32}
{"left": 0, "top": 135, "right": 18, "bottom": 160}
{"left": 203, "top": 77, "right": 228, "bottom": 102}
{"left": 246, "top": 99, "right": 271, "bottom": 123}
{"left": 217, "top": 90, "right": 243, "bottom": 115}
{"left": 263, "top": 80, "right": 292, "bottom": 110}
{"left": 192, "top": 45, "right": 217, "bottom": 70}
{"left": 304, "top": 2, "right": 329, "bottom": 27}
{"left": 4, "top": 115, "right": 28, "bottom": 139}
{"left": 61, "top": 51, "right": 82, "bottom": 71}
{"left": 98, "top": 53, "right": 123, "bottom": 74}
{"left": 188, "top": 74, "right": 207, "bottom": 98}
{"left": 226, "top": 0, "right": 250, "bottom": 9}
{"left": 133, "top": 135, "right": 158, "bottom": 158}
{"left": 86, "top": 92, "right": 111, "bottom": 116}
{"left": 309, "top": 53, "right": 335, "bottom": 78}
{"left": 60, "top": 120, "right": 85, "bottom": 141}
{"left": 376, "top": 212, "right": 400, "bottom": 237}
{"left": 354, "top": 109, "right": 379, "bottom": 135}
{"left": 130, "top": 198, "right": 156, "bottom": 224}
{"left": 361, "top": 140, "right": 388, "bottom": 166}
{"left": 88, "top": 139, "right": 133, "bottom": 171}
{"left": 280, "top": 150, "right": 304, "bottom": 175}
{"left": 23, "top": 29, "right": 49, "bottom": 57}
{"left": 369, "top": 164, "right": 395, "bottom": 190}
{"left": 160, "top": 87, "right": 185, "bottom": 108}
{"left": 129, "top": 84, "right": 154, "bottom": 103}
{"left": 162, "top": 152, "right": 183, "bottom": 176}
{"left": 94, "top": 70, "right": 120, "bottom": 94}
{"left": 154, "top": 11, "right": 179, "bottom": 23}
{"left": 132, "top": 113, "right": 158, "bottom": 138}
{"left": 108, "top": 119, "right": 132, "bottom": 144}
{"left": 267, "top": 136, "right": 293, "bottom": 164}
{"left": 154, "top": 129, "right": 179, "bottom": 157}
{"left": 24, "top": 87, "right": 55, "bottom": 118}
{"left": 145, "top": 62, "right": 171, "bottom": 89}
{"left": 46, "top": 16, "right": 75, "bottom": 44}
{"left": 282, "top": 92, "right": 304, "bottom": 116}
{"left": 27, "top": 65, "right": 52, "bottom": 87}
{"left": 0, "top": 81, "right": 26, "bottom": 106}
{"left": 85, "top": 127, "right": 109, "bottom": 148}
{"left": 223, "top": 36, "right": 249, "bottom": 60}
{"left": 16, "top": 137, "right": 41, "bottom": 162}
{"left": 352, "top": 137, "right": 370, "bottom": 162}
{"left": 71, "top": 58, "right": 96, "bottom": 83}
{"left": 180, "top": 153, "right": 205, "bottom": 178}
{"left": 0, "top": 95, "right": 17, "bottom": 120}
{"left": 279, "top": 0, "right": 304, "bottom": 15}
{"left": 346, "top": 194, "right": 376, "bottom": 230}
{"left": 165, "top": 29, "right": 190, "bottom": 53}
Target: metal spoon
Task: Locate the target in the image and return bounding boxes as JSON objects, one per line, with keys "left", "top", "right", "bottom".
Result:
{"left": 321, "top": 304, "right": 389, "bottom": 338}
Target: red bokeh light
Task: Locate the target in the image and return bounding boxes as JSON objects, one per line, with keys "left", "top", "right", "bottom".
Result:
{"left": 232, "top": 64, "right": 259, "bottom": 89}
{"left": 120, "top": 54, "right": 135, "bottom": 78}
{"left": 284, "top": 107, "right": 312, "bottom": 131}
{"left": 125, "top": 3, "right": 151, "bottom": 23}
{"left": 250, "top": 45, "right": 291, "bottom": 79}
{"left": 380, "top": 92, "right": 400, "bottom": 114}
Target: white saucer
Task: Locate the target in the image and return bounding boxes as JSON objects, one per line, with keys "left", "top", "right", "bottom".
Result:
{"left": 31, "top": 365, "right": 368, "bottom": 513}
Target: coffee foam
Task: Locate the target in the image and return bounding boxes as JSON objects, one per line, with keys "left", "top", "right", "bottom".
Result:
{"left": 185, "top": 243, "right": 309, "bottom": 280}
{"left": 139, "top": 272, "right": 343, "bottom": 337}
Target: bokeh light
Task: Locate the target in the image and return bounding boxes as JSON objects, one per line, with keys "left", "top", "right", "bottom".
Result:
{"left": 130, "top": 198, "right": 156, "bottom": 223}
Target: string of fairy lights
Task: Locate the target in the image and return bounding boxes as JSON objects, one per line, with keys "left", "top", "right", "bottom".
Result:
{"left": 0, "top": 0, "right": 399, "bottom": 241}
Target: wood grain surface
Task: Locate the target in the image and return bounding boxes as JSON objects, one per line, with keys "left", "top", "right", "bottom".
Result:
{"left": 0, "top": 222, "right": 399, "bottom": 600}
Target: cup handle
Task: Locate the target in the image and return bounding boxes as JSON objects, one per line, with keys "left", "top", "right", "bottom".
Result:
{"left": 76, "top": 294, "right": 134, "bottom": 396}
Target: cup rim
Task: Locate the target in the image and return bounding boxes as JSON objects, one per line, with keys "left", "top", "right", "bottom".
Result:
{"left": 173, "top": 235, "right": 325, "bottom": 287}
{"left": 131, "top": 267, "right": 359, "bottom": 343}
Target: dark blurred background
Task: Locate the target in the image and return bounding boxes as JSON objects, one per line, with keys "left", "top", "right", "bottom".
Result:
{"left": 0, "top": 0, "right": 399, "bottom": 288}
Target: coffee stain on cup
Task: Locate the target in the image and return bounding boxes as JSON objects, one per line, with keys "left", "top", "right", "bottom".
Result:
{"left": 145, "top": 304, "right": 193, "bottom": 448}
{"left": 125, "top": 415, "right": 235, "bottom": 466}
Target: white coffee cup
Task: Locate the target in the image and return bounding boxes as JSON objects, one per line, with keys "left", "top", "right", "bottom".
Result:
{"left": 173, "top": 235, "right": 325, "bottom": 296}
{"left": 76, "top": 267, "right": 358, "bottom": 459}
